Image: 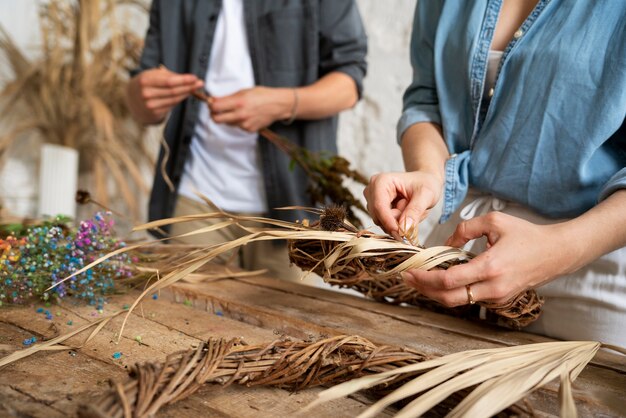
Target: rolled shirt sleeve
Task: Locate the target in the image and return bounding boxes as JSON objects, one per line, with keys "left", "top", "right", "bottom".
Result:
{"left": 130, "top": 0, "right": 162, "bottom": 77}
{"left": 397, "top": 1, "right": 444, "bottom": 144}
{"left": 599, "top": 167, "right": 626, "bottom": 202}
{"left": 318, "top": 0, "right": 368, "bottom": 99}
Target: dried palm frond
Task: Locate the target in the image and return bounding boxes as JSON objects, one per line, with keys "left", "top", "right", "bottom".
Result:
{"left": 306, "top": 340, "right": 602, "bottom": 418}
{"left": 77, "top": 335, "right": 536, "bottom": 418}
{"left": 0, "top": 0, "right": 153, "bottom": 219}
{"left": 0, "top": 310, "right": 124, "bottom": 368}
{"left": 46, "top": 206, "right": 541, "bottom": 343}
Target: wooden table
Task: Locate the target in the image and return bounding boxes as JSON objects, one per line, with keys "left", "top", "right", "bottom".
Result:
{"left": 1, "top": 266, "right": 624, "bottom": 417}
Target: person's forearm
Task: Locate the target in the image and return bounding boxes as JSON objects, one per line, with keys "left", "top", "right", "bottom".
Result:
{"left": 291, "top": 72, "right": 359, "bottom": 120}
{"left": 556, "top": 189, "right": 626, "bottom": 274}
{"left": 400, "top": 122, "right": 449, "bottom": 182}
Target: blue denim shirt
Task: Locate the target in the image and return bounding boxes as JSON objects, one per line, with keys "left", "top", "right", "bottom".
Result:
{"left": 398, "top": 0, "right": 626, "bottom": 223}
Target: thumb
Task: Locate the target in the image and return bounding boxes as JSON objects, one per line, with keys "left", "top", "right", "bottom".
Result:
{"left": 445, "top": 216, "right": 495, "bottom": 247}
{"left": 398, "top": 194, "right": 430, "bottom": 239}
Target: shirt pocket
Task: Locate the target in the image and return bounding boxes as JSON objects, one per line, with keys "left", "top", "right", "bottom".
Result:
{"left": 259, "top": 7, "right": 315, "bottom": 73}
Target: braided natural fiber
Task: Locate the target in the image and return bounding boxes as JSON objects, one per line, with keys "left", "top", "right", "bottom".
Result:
{"left": 288, "top": 218, "right": 543, "bottom": 330}
{"left": 78, "top": 335, "right": 531, "bottom": 418}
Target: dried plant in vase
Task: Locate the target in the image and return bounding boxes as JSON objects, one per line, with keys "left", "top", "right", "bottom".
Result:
{"left": 0, "top": 0, "right": 153, "bottom": 218}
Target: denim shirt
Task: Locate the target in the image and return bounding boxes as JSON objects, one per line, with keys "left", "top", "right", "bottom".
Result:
{"left": 134, "top": 0, "right": 367, "bottom": 229}
{"left": 398, "top": 0, "right": 626, "bottom": 223}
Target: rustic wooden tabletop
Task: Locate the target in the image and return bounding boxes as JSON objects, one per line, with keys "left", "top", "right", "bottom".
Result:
{"left": 1, "top": 265, "right": 624, "bottom": 417}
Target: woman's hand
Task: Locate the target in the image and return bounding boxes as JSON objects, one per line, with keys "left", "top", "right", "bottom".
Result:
{"left": 364, "top": 171, "right": 443, "bottom": 241}
{"left": 401, "top": 212, "right": 583, "bottom": 306}
{"left": 209, "top": 87, "right": 294, "bottom": 132}
{"left": 127, "top": 67, "right": 204, "bottom": 125}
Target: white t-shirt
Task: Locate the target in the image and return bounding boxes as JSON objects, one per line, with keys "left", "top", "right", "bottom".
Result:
{"left": 178, "top": 0, "right": 267, "bottom": 213}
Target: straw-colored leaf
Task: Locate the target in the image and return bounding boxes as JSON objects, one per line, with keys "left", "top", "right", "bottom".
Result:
{"left": 0, "top": 310, "right": 125, "bottom": 368}
{"left": 306, "top": 341, "right": 601, "bottom": 418}
{"left": 47, "top": 208, "right": 475, "bottom": 343}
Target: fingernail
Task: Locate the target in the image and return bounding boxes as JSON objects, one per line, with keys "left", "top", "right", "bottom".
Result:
{"left": 399, "top": 217, "right": 415, "bottom": 237}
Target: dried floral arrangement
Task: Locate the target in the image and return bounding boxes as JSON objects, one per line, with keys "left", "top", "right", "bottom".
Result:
{"left": 0, "top": 0, "right": 153, "bottom": 218}
{"left": 72, "top": 332, "right": 624, "bottom": 418}
{"left": 0, "top": 308, "right": 621, "bottom": 417}
{"left": 0, "top": 212, "right": 133, "bottom": 308}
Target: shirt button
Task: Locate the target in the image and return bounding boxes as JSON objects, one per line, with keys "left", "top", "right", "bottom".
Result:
{"left": 488, "top": 88, "right": 495, "bottom": 98}
{"left": 513, "top": 29, "right": 524, "bottom": 39}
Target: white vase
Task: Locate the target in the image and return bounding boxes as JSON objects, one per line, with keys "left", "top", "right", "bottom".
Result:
{"left": 38, "top": 143, "right": 78, "bottom": 218}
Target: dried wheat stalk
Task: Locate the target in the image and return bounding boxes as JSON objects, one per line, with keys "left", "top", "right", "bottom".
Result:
{"left": 77, "top": 335, "right": 534, "bottom": 418}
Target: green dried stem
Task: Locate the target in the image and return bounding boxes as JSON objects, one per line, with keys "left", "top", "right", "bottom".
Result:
{"left": 259, "top": 128, "right": 368, "bottom": 228}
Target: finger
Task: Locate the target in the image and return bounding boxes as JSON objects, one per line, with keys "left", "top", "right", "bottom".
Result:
{"left": 368, "top": 189, "right": 402, "bottom": 238}
{"left": 401, "top": 258, "right": 488, "bottom": 291}
{"left": 390, "top": 208, "right": 403, "bottom": 221}
{"left": 240, "top": 121, "right": 260, "bottom": 133}
{"left": 145, "top": 71, "right": 202, "bottom": 88}
{"left": 142, "top": 81, "right": 203, "bottom": 100}
{"left": 393, "top": 197, "right": 409, "bottom": 212}
{"left": 403, "top": 271, "right": 493, "bottom": 307}
{"left": 146, "top": 94, "right": 191, "bottom": 111}
{"left": 210, "top": 94, "right": 242, "bottom": 113}
{"left": 445, "top": 216, "right": 499, "bottom": 247}
{"left": 397, "top": 191, "right": 434, "bottom": 238}
{"left": 211, "top": 110, "right": 243, "bottom": 124}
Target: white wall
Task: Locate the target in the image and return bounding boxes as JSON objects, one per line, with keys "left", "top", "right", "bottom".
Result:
{"left": 340, "top": 0, "right": 414, "bottom": 177}
{"left": 0, "top": 1, "right": 42, "bottom": 217}
{"left": 0, "top": 0, "right": 421, "bottom": 230}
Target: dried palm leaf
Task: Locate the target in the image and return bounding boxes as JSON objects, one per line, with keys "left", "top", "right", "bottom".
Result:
{"left": 0, "top": 310, "right": 124, "bottom": 368}
{"left": 306, "top": 340, "right": 606, "bottom": 418}
{"left": 46, "top": 206, "right": 540, "bottom": 344}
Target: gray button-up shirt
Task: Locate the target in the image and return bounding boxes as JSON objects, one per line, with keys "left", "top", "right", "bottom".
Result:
{"left": 134, "top": 0, "right": 367, "bottom": 230}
